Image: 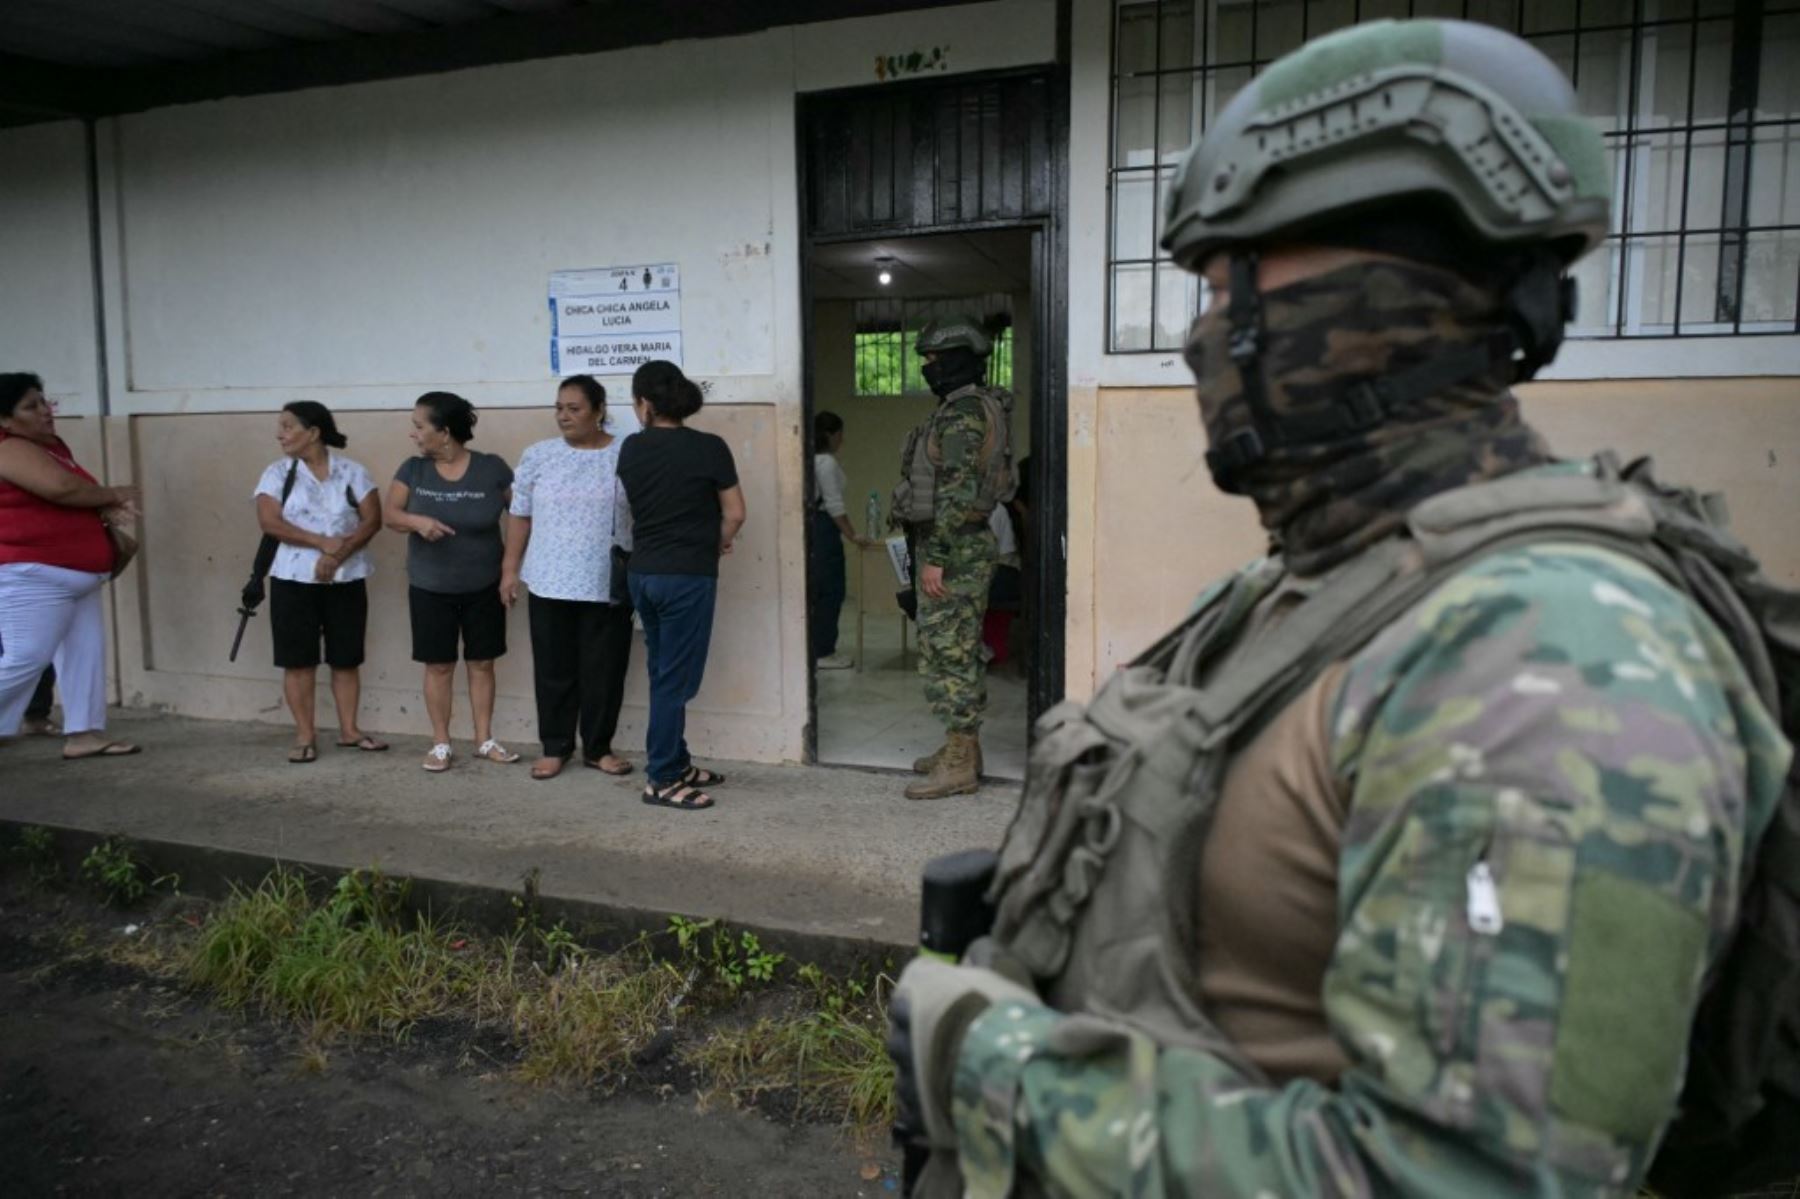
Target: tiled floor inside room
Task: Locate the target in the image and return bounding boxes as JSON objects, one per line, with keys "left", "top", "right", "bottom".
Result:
{"left": 815, "top": 603, "right": 1030, "bottom": 781}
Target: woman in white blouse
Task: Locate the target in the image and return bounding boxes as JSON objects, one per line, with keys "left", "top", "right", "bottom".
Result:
{"left": 252, "top": 401, "right": 386, "bottom": 763}
{"left": 810, "top": 411, "right": 873, "bottom": 670}
{"left": 500, "top": 375, "right": 633, "bottom": 781}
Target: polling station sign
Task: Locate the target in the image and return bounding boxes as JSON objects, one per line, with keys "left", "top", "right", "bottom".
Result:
{"left": 550, "top": 264, "right": 682, "bottom": 372}
{"left": 555, "top": 333, "right": 685, "bottom": 374}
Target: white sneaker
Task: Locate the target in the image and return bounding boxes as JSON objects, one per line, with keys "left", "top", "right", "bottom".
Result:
{"left": 817, "top": 653, "right": 855, "bottom": 671}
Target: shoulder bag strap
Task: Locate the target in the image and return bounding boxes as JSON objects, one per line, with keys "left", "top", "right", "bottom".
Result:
{"left": 249, "top": 461, "right": 301, "bottom": 583}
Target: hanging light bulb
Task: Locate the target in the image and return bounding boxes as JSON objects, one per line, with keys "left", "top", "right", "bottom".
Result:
{"left": 876, "top": 255, "right": 895, "bottom": 286}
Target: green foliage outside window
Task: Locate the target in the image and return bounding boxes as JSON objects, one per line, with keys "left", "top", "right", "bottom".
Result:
{"left": 853, "top": 323, "right": 1014, "bottom": 396}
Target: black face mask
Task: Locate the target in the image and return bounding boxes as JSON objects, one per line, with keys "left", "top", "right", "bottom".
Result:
{"left": 921, "top": 348, "right": 987, "bottom": 398}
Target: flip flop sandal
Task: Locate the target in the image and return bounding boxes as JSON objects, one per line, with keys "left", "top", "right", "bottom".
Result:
{"left": 423, "top": 743, "right": 453, "bottom": 773}
{"left": 643, "top": 781, "right": 714, "bottom": 811}
{"left": 680, "top": 765, "right": 726, "bottom": 788}
{"left": 287, "top": 744, "right": 317, "bottom": 765}
{"left": 584, "top": 756, "right": 635, "bottom": 777}
{"left": 475, "top": 740, "right": 521, "bottom": 764}
{"left": 530, "top": 756, "right": 569, "bottom": 780}
{"left": 336, "top": 735, "right": 389, "bottom": 752}
{"left": 21, "top": 719, "right": 62, "bottom": 737}
{"left": 62, "top": 741, "right": 142, "bottom": 761}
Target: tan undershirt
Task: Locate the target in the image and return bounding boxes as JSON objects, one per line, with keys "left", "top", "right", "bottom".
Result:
{"left": 1194, "top": 585, "right": 1354, "bottom": 1086}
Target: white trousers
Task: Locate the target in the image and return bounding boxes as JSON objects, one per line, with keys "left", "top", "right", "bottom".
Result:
{"left": 0, "top": 562, "right": 110, "bottom": 736}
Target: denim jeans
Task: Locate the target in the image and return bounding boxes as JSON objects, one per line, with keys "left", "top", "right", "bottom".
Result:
{"left": 809, "top": 507, "right": 847, "bottom": 660}
{"left": 627, "top": 573, "right": 719, "bottom": 786}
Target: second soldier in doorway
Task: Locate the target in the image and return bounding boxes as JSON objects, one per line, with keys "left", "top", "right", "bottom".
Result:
{"left": 892, "top": 316, "right": 1015, "bottom": 801}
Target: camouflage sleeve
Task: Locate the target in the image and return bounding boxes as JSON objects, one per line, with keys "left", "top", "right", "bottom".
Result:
{"left": 950, "top": 543, "right": 1788, "bottom": 1199}
{"left": 924, "top": 395, "right": 990, "bottom": 566}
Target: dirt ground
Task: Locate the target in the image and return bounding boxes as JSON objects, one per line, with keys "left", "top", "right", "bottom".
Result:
{"left": 0, "top": 890, "right": 900, "bottom": 1198}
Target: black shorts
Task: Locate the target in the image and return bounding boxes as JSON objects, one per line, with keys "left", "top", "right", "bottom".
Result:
{"left": 270, "top": 578, "right": 367, "bottom": 670}
{"left": 408, "top": 584, "right": 507, "bottom": 664}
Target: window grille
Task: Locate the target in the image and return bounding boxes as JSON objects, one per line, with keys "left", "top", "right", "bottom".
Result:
{"left": 1107, "top": 0, "right": 1800, "bottom": 352}
{"left": 853, "top": 296, "right": 1017, "bottom": 395}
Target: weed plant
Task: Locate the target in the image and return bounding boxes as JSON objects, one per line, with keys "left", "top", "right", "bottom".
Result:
{"left": 9, "top": 825, "right": 60, "bottom": 887}
{"left": 79, "top": 837, "right": 176, "bottom": 907}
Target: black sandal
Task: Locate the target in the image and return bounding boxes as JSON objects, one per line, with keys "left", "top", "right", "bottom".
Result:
{"left": 643, "top": 781, "right": 714, "bottom": 811}
{"left": 680, "top": 765, "right": 726, "bottom": 788}
{"left": 335, "top": 734, "right": 389, "bottom": 752}
{"left": 287, "top": 743, "right": 317, "bottom": 764}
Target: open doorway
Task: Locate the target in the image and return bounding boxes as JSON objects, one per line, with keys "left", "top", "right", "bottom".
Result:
{"left": 807, "top": 229, "right": 1036, "bottom": 780}
{"left": 797, "top": 67, "right": 1067, "bottom": 778}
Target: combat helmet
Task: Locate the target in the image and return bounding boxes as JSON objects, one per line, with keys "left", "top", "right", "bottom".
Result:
{"left": 1161, "top": 19, "right": 1611, "bottom": 271}
{"left": 914, "top": 315, "right": 992, "bottom": 358}
{"left": 1160, "top": 19, "right": 1612, "bottom": 491}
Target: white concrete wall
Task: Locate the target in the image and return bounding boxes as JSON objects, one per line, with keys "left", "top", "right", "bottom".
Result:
{"left": 0, "top": 120, "right": 101, "bottom": 417}
{"left": 0, "top": 0, "right": 1056, "bottom": 763}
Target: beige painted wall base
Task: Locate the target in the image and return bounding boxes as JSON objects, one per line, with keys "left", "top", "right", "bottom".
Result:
{"left": 98, "top": 404, "right": 799, "bottom": 764}
{"left": 1076, "top": 376, "right": 1800, "bottom": 691}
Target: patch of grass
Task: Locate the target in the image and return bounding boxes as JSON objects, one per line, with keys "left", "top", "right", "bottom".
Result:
{"left": 685, "top": 963, "right": 896, "bottom": 1133}
{"left": 178, "top": 864, "right": 893, "bottom": 1135}
{"left": 185, "top": 867, "right": 467, "bottom": 1038}
{"left": 510, "top": 953, "right": 689, "bottom": 1086}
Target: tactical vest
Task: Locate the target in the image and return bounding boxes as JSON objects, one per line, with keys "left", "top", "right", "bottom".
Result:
{"left": 891, "top": 385, "right": 1017, "bottom": 527}
{"left": 984, "top": 454, "right": 1800, "bottom": 1197}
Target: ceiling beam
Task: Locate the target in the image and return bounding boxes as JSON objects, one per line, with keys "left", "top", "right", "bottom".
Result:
{"left": 0, "top": 51, "right": 111, "bottom": 123}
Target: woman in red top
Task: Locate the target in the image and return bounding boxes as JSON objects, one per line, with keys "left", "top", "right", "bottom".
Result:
{"left": 0, "top": 372, "right": 142, "bottom": 758}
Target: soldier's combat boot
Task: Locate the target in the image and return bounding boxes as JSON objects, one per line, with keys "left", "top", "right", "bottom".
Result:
{"left": 912, "top": 739, "right": 984, "bottom": 775}
{"left": 912, "top": 741, "right": 947, "bottom": 774}
{"left": 905, "top": 731, "right": 981, "bottom": 800}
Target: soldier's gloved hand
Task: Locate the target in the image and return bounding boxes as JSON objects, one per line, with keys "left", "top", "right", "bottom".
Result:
{"left": 888, "top": 957, "right": 1040, "bottom": 1154}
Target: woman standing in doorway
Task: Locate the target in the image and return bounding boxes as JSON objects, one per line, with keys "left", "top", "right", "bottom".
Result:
{"left": 385, "top": 391, "right": 519, "bottom": 773}
{"left": 617, "top": 361, "right": 745, "bottom": 812}
{"left": 500, "top": 375, "right": 633, "bottom": 782}
{"left": 809, "top": 410, "right": 871, "bottom": 670}
{"left": 0, "top": 372, "right": 141, "bottom": 760}
{"left": 253, "top": 401, "right": 386, "bottom": 763}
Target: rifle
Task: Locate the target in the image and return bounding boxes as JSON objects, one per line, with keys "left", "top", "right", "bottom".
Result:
{"left": 900, "top": 849, "right": 999, "bottom": 1195}
{"left": 230, "top": 460, "right": 299, "bottom": 662}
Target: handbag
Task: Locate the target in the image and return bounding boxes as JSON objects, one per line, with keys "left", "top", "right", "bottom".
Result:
{"left": 107, "top": 522, "right": 139, "bottom": 579}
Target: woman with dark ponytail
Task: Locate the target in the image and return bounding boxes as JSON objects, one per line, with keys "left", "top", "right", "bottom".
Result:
{"left": 616, "top": 361, "right": 745, "bottom": 810}
{"left": 252, "top": 401, "right": 386, "bottom": 762}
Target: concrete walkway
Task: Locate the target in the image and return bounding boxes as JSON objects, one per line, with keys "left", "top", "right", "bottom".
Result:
{"left": 0, "top": 710, "right": 1018, "bottom": 949}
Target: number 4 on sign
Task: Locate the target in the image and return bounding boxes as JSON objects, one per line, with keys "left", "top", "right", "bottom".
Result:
{"left": 619, "top": 277, "right": 629, "bottom": 291}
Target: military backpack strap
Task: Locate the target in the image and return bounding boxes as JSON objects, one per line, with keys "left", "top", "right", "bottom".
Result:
{"left": 989, "top": 559, "right": 1286, "bottom": 982}
{"left": 1617, "top": 457, "right": 1800, "bottom": 1198}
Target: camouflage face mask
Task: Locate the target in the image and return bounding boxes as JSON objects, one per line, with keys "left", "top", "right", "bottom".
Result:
{"left": 1184, "top": 256, "right": 1550, "bottom": 576}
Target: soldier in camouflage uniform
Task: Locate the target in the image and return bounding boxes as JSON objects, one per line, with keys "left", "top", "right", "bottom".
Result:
{"left": 887, "top": 18, "right": 1791, "bottom": 1199}
{"left": 893, "top": 315, "right": 1016, "bottom": 801}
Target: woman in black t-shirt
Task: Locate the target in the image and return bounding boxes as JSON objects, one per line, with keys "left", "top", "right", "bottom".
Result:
{"left": 616, "top": 361, "right": 745, "bottom": 811}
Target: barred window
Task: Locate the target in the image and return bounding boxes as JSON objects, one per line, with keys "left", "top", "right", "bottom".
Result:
{"left": 853, "top": 296, "right": 1016, "bottom": 395}
{"left": 1108, "top": 0, "right": 1800, "bottom": 352}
